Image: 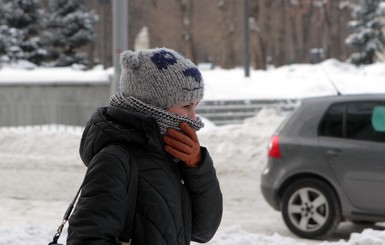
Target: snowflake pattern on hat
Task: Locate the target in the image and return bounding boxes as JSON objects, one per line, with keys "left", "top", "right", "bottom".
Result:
{"left": 183, "top": 67, "right": 202, "bottom": 82}
{"left": 151, "top": 50, "right": 177, "bottom": 70}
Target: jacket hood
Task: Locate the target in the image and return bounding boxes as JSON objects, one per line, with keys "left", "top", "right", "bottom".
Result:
{"left": 79, "top": 106, "right": 159, "bottom": 167}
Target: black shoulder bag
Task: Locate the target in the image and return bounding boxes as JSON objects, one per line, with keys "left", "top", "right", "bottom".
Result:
{"left": 48, "top": 144, "right": 138, "bottom": 245}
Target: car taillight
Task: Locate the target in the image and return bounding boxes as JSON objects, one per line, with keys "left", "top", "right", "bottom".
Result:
{"left": 268, "top": 135, "right": 281, "bottom": 158}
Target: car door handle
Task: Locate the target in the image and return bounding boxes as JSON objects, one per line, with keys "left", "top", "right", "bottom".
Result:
{"left": 326, "top": 149, "right": 342, "bottom": 157}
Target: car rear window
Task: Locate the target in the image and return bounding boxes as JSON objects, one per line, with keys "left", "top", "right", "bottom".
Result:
{"left": 318, "top": 103, "right": 344, "bottom": 138}
{"left": 319, "top": 101, "right": 385, "bottom": 143}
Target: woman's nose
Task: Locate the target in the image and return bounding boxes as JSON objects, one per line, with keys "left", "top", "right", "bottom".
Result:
{"left": 188, "top": 109, "right": 196, "bottom": 121}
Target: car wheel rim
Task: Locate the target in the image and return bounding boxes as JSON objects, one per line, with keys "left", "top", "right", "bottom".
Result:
{"left": 287, "top": 187, "right": 329, "bottom": 232}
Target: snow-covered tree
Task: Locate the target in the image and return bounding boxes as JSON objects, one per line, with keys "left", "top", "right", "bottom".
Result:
{"left": 0, "top": 0, "right": 49, "bottom": 66}
{"left": 46, "top": 0, "right": 98, "bottom": 67}
{"left": 0, "top": 25, "right": 21, "bottom": 64}
{"left": 345, "top": 0, "right": 385, "bottom": 65}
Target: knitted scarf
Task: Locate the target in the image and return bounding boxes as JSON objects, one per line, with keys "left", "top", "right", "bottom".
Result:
{"left": 109, "top": 93, "right": 204, "bottom": 135}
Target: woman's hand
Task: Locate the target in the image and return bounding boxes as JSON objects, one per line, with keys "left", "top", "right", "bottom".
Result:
{"left": 163, "top": 122, "right": 201, "bottom": 168}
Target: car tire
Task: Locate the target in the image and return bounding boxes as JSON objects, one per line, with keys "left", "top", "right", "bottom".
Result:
{"left": 281, "top": 178, "right": 341, "bottom": 239}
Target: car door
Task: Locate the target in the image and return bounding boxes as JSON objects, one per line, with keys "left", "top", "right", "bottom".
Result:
{"left": 318, "top": 101, "right": 385, "bottom": 212}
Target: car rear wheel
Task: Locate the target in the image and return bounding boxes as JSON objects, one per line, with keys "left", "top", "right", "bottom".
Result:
{"left": 281, "top": 178, "right": 340, "bottom": 239}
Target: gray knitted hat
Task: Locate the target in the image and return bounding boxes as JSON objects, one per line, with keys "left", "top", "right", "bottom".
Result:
{"left": 119, "top": 48, "right": 204, "bottom": 109}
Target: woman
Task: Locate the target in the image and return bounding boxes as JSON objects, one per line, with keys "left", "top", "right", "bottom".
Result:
{"left": 67, "top": 48, "right": 223, "bottom": 245}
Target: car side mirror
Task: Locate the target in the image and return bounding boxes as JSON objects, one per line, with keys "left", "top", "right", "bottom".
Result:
{"left": 372, "top": 106, "right": 385, "bottom": 132}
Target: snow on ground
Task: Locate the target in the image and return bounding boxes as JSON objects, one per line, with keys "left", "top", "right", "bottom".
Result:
{"left": 1, "top": 59, "right": 385, "bottom": 244}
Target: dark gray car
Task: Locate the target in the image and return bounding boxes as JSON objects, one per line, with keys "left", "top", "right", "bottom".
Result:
{"left": 260, "top": 94, "right": 385, "bottom": 239}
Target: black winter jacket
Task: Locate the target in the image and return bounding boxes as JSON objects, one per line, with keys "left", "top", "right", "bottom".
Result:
{"left": 67, "top": 106, "right": 223, "bottom": 245}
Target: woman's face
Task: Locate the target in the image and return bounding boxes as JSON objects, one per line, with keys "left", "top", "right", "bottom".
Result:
{"left": 167, "top": 100, "right": 199, "bottom": 120}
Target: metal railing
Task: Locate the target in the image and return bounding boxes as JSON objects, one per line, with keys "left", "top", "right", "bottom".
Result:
{"left": 196, "top": 99, "right": 299, "bottom": 125}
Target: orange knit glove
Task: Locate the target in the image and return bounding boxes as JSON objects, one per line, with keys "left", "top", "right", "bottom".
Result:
{"left": 163, "top": 122, "right": 202, "bottom": 168}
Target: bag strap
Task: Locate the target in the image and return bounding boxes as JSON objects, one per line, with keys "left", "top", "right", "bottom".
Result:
{"left": 48, "top": 186, "right": 82, "bottom": 245}
{"left": 48, "top": 144, "right": 138, "bottom": 245}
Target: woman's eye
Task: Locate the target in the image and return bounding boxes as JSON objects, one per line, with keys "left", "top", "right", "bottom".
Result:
{"left": 187, "top": 104, "right": 197, "bottom": 110}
